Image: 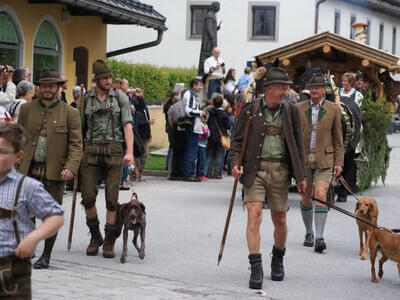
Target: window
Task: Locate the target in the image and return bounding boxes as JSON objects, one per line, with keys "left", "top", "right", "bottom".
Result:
{"left": 334, "top": 10, "right": 340, "bottom": 34}
{"left": 251, "top": 5, "right": 277, "bottom": 40}
{"left": 350, "top": 14, "right": 356, "bottom": 39}
{"left": 0, "top": 12, "right": 20, "bottom": 67}
{"left": 379, "top": 23, "right": 384, "bottom": 49}
{"left": 366, "top": 19, "right": 371, "bottom": 45}
{"left": 33, "top": 21, "right": 61, "bottom": 81}
{"left": 189, "top": 5, "right": 210, "bottom": 38}
{"left": 392, "top": 26, "right": 397, "bottom": 54}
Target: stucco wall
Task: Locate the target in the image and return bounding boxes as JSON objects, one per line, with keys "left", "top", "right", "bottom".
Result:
{"left": 0, "top": 0, "right": 107, "bottom": 101}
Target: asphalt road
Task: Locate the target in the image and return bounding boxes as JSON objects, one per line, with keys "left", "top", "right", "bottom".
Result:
{"left": 32, "top": 134, "right": 400, "bottom": 300}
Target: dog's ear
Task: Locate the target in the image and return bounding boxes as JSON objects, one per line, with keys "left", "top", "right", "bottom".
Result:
{"left": 355, "top": 201, "right": 360, "bottom": 213}
{"left": 369, "top": 199, "right": 379, "bottom": 217}
{"left": 140, "top": 202, "right": 146, "bottom": 214}
{"left": 119, "top": 203, "right": 128, "bottom": 220}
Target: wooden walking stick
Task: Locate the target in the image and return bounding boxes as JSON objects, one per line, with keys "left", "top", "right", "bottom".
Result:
{"left": 217, "top": 111, "right": 252, "bottom": 266}
{"left": 68, "top": 84, "right": 85, "bottom": 251}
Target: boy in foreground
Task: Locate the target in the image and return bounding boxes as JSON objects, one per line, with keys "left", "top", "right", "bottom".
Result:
{"left": 0, "top": 122, "right": 64, "bottom": 299}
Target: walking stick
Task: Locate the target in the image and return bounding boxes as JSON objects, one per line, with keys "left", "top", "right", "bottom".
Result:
{"left": 217, "top": 111, "right": 252, "bottom": 266}
{"left": 68, "top": 84, "right": 85, "bottom": 251}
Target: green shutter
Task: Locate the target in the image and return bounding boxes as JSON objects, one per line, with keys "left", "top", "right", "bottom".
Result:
{"left": 0, "top": 12, "right": 18, "bottom": 44}
{"left": 34, "top": 21, "right": 58, "bottom": 50}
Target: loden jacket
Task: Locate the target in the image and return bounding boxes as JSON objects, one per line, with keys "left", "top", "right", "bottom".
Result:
{"left": 18, "top": 99, "right": 83, "bottom": 180}
{"left": 230, "top": 99, "right": 305, "bottom": 187}
{"left": 296, "top": 99, "right": 344, "bottom": 169}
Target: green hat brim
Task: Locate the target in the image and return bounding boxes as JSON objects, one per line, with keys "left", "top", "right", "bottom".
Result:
{"left": 36, "top": 78, "right": 66, "bottom": 85}
{"left": 265, "top": 79, "right": 293, "bottom": 86}
{"left": 94, "top": 71, "right": 114, "bottom": 80}
{"left": 306, "top": 82, "right": 328, "bottom": 88}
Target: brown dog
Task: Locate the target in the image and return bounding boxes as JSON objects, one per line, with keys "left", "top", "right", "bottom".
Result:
{"left": 119, "top": 192, "right": 146, "bottom": 264}
{"left": 367, "top": 228, "right": 400, "bottom": 282}
{"left": 355, "top": 197, "right": 378, "bottom": 260}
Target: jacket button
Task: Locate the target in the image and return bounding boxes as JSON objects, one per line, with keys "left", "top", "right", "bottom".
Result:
{"left": 32, "top": 142, "right": 37, "bottom": 146}
{"left": 254, "top": 166, "right": 257, "bottom": 169}
{"left": 261, "top": 133, "right": 265, "bottom": 136}
{"left": 259, "top": 144, "right": 262, "bottom": 147}
{"left": 264, "top": 122, "right": 267, "bottom": 125}
{"left": 256, "top": 156, "right": 260, "bottom": 159}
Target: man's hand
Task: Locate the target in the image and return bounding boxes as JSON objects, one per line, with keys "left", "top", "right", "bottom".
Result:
{"left": 231, "top": 165, "right": 243, "bottom": 180}
{"left": 333, "top": 165, "right": 343, "bottom": 177}
{"left": 123, "top": 152, "right": 134, "bottom": 166}
{"left": 210, "top": 67, "right": 216, "bottom": 73}
{"left": 60, "top": 168, "right": 74, "bottom": 181}
{"left": 297, "top": 180, "right": 307, "bottom": 195}
{"left": 14, "top": 235, "right": 38, "bottom": 258}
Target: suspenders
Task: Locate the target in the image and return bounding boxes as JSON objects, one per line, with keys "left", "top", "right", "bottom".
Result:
{"left": 0, "top": 176, "right": 26, "bottom": 245}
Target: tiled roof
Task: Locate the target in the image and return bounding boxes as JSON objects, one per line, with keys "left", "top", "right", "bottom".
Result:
{"left": 28, "top": 0, "right": 166, "bottom": 30}
{"left": 341, "top": 0, "right": 400, "bottom": 19}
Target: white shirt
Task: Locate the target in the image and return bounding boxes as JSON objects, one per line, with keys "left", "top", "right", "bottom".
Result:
{"left": 339, "top": 88, "right": 363, "bottom": 107}
{"left": 0, "top": 81, "right": 16, "bottom": 107}
{"left": 310, "top": 101, "right": 321, "bottom": 151}
{"left": 204, "top": 56, "right": 225, "bottom": 78}
{"left": 224, "top": 79, "right": 236, "bottom": 94}
{"left": 183, "top": 89, "right": 203, "bottom": 134}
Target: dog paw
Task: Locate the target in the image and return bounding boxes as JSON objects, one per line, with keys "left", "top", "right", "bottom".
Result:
{"left": 139, "top": 251, "right": 145, "bottom": 260}
{"left": 120, "top": 256, "right": 126, "bottom": 264}
{"left": 360, "top": 254, "right": 367, "bottom": 260}
{"left": 371, "top": 278, "right": 378, "bottom": 283}
{"left": 378, "top": 271, "right": 383, "bottom": 278}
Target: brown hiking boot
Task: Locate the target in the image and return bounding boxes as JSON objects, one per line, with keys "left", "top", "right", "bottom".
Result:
{"left": 86, "top": 216, "right": 103, "bottom": 256}
{"left": 103, "top": 223, "right": 118, "bottom": 258}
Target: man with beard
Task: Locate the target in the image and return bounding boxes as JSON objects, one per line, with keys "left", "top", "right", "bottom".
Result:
{"left": 230, "top": 67, "right": 306, "bottom": 289}
{"left": 17, "top": 69, "right": 82, "bottom": 269}
{"left": 80, "top": 60, "right": 134, "bottom": 259}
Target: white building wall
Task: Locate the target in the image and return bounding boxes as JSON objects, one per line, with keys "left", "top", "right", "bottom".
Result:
{"left": 107, "top": 0, "right": 315, "bottom": 75}
{"left": 318, "top": 0, "right": 400, "bottom": 56}
{"left": 107, "top": 0, "right": 400, "bottom": 76}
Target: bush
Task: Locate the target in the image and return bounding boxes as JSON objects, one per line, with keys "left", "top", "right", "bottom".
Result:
{"left": 107, "top": 59, "right": 197, "bottom": 104}
{"left": 357, "top": 98, "right": 392, "bottom": 191}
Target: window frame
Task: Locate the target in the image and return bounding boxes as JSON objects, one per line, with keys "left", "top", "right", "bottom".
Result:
{"left": 366, "top": 19, "right": 371, "bottom": 45}
{"left": 186, "top": 1, "right": 212, "bottom": 40}
{"left": 392, "top": 26, "right": 397, "bottom": 54}
{"left": 0, "top": 6, "right": 24, "bottom": 68}
{"left": 32, "top": 18, "right": 63, "bottom": 82}
{"left": 379, "top": 22, "right": 384, "bottom": 49}
{"left": 350, "top": 14, "right": 356, "bottom": 39}
{"left": 248, "top": 2, "right": 279, "bottom": 41}
{"left": 334, "top": 9, "right": 341, "bottom": 34}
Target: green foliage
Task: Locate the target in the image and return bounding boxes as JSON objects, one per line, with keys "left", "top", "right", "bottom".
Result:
{"left": 357, "top": 99, "right": 392, "bottom": 191}
{"left": 107, "top": 59, "right": 197, "bottom": 104}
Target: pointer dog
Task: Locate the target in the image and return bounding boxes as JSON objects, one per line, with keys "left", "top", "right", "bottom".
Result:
{"left": 367, "top": 228, "right": 400, "bottom": 283}
{"left": 119, "top": 192, "right": 146, "bottom": 264}
{"left": 355, "top": 197, "right": 378, "bottom": 260}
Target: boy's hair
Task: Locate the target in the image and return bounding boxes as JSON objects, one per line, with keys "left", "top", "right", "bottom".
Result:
{"left": 244, "top": 67, "right": 251, "bottom": 75}
{"left": 0, "top": 122, "right": 25, "bottom": 152}
{"left": 212, "top": 94, "right": 224, "bottom": 107}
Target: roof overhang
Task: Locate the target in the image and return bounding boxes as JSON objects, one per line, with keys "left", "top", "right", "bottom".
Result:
{"left": 256, "top": 31, "right": 400, "bottom": 73}
{"left": 340, "top": 0, "right": 400, "bottom": 19}
{"left": 28, "top": 0, "right": 166, "bottom": 31}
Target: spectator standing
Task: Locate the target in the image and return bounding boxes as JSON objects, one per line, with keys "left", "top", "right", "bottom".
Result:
{"left": 8, "top": 80, "right": 35, "bottom": 122}
{"left": 183, "top": 78, "right": 204, "bottom": 182}
{"left": 207, "top": 94, "right": 231, "bottom": 179}
{"left": 0, "top": 65, "right": 16, "bottom": 106}
{"left": 204, "top": 47, "right": 225, "bottom": 100}
{"left": 237, "top": 67, "right": 252, "bottom": 99}
{"left": 112, "top": 77, "right": 122, "bottom": 90}
{"left": 223, "top": 68, "right": 237, "bottom": 96}
{"left": 133, "top": 88, "right": 153, "bottom": 181}
{"left": 196, "top": 110, "right": 210, "bottom": 181}
{"left": 339, "top": 73, "right": 363, "bottom": 107}
{"left": 60, "top": 76, "right": 68, "bottom": 103}
{"left": 71, "top": 85, "right": 83, "bottom": 108}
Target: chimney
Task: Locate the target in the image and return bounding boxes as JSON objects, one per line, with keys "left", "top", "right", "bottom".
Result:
{"left": 352, "top": 22, "right": 367, "bottom": 44}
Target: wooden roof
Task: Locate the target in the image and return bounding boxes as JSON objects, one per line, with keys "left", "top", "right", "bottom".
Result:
{"left": 256, "top": 31, "right": 400, "bottom": 72}
{"left": 28, "top": 0, "right": 166, "bottom": 30}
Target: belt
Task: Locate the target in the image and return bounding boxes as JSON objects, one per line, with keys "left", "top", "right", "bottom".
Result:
{"left": 265, "top": 125, "right": 282, "bottom": 135}
{"left": 261, "top": 158, "right": 286, "bottom": 162}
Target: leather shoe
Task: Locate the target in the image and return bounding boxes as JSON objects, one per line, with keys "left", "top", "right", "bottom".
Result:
{"left": 314, "top": 238, "right": 327, "bottom": 253}
{"left": 183, "top": 177, "right": 201, "bottom": 182}
{"left": 303, "top": 233, "right": 314, "bottom": 247}
{"left": 33, "top": 256, "right": 50, "bottom": 269}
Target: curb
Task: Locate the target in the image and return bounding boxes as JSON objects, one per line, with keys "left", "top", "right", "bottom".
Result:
{"left": 143, "top": 169, "right": 168, "bottom": 177}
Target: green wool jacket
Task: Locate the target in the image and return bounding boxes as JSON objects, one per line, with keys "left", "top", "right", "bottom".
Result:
{"left": 18, "top": 99, "right": 83, "bottom": 180}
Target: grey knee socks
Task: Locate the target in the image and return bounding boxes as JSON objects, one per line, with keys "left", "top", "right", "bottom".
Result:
{"left": 301, "top": 202, "right": 313, "bottom": 235}
{"left": 314, "top": 206, "right": 328, "bottom": 239}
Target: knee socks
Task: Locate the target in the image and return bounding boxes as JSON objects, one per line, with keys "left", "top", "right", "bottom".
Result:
{"left": 314, "top": 206, "right": 328, "bottom": 239}
{"left": 301, "top": 202, "right": 313, "bottom": 235}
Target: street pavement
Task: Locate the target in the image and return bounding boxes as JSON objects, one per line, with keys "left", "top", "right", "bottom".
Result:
{"left": 32, "top": 134, "right": 400, "bottom": 300}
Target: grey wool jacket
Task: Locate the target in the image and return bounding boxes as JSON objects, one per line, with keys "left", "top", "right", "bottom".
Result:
{"left": 230, "top": 99, "right": 305, "bottom": 187}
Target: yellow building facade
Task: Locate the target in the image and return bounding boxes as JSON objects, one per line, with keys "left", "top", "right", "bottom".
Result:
{"left": 0, "top": 0, "right": 166, "bottom": 101}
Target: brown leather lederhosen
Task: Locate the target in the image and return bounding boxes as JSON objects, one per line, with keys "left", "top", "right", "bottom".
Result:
{"left": 0, "top": 176, "right": 32, "bottom": 299}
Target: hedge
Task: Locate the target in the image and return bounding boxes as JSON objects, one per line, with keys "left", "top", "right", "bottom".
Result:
{"left": 357, "top": 98, "right": 391, "bottom": 191}
{"left": 107, "top": 59, "right": 197, "bottom": 104}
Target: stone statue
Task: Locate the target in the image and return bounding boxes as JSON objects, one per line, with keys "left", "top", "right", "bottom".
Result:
{"left": 198, "top": 2, "right": 220, "bottom": 75}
